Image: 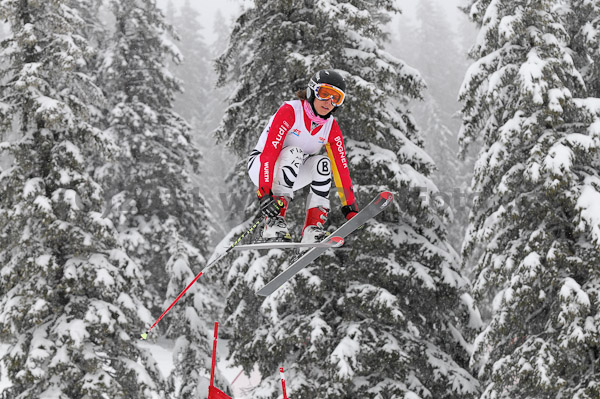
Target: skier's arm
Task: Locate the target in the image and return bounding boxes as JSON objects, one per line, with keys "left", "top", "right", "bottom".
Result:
{"left": 257, "top": 103, "right": 295, "bottom": 197}
{"left": 325, "top": 121, "right": 358, "bottom": 218}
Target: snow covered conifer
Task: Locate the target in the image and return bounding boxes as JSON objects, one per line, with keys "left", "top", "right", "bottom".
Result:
{"left": 170, "top": 0, "right": 212, "bottom": 126}
{"left": 169, "top": 1, "right": 233, "bottom": 238}
{"left": 0, "top": 1, "right": 163, "bottom": 397}
{"left": 414, "top": 0, "right": 467, "bottom": 121}
{"left": 98, "top": 0, "right": 217, "bottom": 397}
{"left": 215, "top": 1, "right": 480, "bottom": 398}
{"left": 412, "top": 0, "right": 472, "bottom": 188}
{"left": 460, "top": 0, "right": 600, "bottom": 397}
{"left": 568, "top": 0, "right": 600, "bottom": 95}
{"left": 391, "top": 0, "right": 475, "bottom": 251}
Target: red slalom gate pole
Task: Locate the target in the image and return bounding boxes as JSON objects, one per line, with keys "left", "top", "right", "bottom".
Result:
{"left": 208, "top": 321, "right": 233, "bottom": 399}
{"left": 280, "top": 367, "right": 290, "bottom": 399}
{"left": 140, "top": 217, "right": 262, "bottom": 340}
{"left": 210, "top": 322, "right": 219, "bottom": 387}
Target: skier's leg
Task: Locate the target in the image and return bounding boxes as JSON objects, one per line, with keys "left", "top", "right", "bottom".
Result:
{"left": 247, "top": 149, "right": 261, "bottom": 187}
{"left": 248, "top": 147, "right": 305, "bottom": 240}
{"left": 247, "top": 146, "right": 304, "bottom": 207}
{"left": 271, "top": 146, "right": 305, "bottom": 199}
{"left": 292, "top": 155, "right": 332, "bottom": 243}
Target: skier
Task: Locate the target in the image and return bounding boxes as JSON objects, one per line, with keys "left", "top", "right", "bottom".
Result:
{"left": 248, "top": 69, "right": 359, "bottom": 243}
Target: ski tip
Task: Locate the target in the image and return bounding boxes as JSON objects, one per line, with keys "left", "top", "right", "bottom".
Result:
{"left": 329, "top": 236, "right": 345, "bottom": 248}
{"left": 380, "top": 191, "right": 394, "bottom": 206}
{"left": 140, "top": 332, "right": 148, "bottom": 341}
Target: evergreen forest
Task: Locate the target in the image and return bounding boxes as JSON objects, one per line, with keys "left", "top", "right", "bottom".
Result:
{"left": 0, "top": 0, "right": 599, "bottom": 398}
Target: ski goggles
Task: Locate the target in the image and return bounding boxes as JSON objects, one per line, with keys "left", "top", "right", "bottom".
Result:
{"left": 310, "top": 82, "right": 346, "bottom": 106}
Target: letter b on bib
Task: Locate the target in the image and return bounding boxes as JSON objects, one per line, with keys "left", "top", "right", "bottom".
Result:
{"left": 317, "top": 157, "right": 331, "bottom": 176}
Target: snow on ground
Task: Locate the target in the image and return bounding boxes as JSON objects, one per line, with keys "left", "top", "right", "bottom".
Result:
{"left": 0, "top": 337, "right": 259, "bottom": 398}
{"left": 139, "top": 337, "right": 176, "bottom": 381}
{"left": 218, "top": 338, "right": 262, "bottom": 399}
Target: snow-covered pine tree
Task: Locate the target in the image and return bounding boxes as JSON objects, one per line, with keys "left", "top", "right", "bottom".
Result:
{"left": 0, "top": 0, "right": 163, "bottom": 397}
{"left": 390, "top": 0, "right": 475, "bottom": 252}
{"left": 97, "top": 0, "right": 219, "bottom": 397}
{"left": 215, "top": 1, "right": 481, "bottom": 398}
{"left": 165, "top": 0, "right": 176, "bottom": 23}
{"left": 415, "top": 0, "right": 466, "bottom": 122}
{"left": 168, "top": 0, "right": 235, "bottom": 240}
{"left": 392, "top": 0, "right": 466, "bottom": 181}
{"left": 170, "top": 0, "right": 211, "bottom": 126}
{"left": 203, "top": 10, "right": 242, "bottom": 232}
{"left": 210, "top": 9, "right": 235, "bottom": 78}
{"left": 460, "top": 0, "right": 600, "bottom": 397}
{"left": 568, "top": 0, "right": 600, "bottom": 95}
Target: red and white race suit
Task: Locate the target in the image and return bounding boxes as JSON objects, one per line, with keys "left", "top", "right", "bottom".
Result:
{"left": 248, "top": 99, "right": 356, "bottom": 209}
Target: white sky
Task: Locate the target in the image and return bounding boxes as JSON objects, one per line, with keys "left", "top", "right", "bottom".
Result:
{"left": 159, "top": 0, "right": 470, "bottom": 45}
{"left": 396, "top": 0, "right": 470, "bottom": 31}
{"left": 157, "top": 0, "right": 247, "bottom": 44}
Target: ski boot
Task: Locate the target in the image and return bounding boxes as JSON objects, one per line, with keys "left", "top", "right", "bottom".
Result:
{"left": 301, "top": 206, "right": 329, "bottom": 243}
{"left": 263, "top": 196, "right": 292, "bottom": 241}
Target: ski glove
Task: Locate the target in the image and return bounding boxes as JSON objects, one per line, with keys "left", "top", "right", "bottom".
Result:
{"left": 341, "top": 203, "right": 359, "bottom": 221}
{"left": 257, "top": 188, "right": 283, "bottom": 218}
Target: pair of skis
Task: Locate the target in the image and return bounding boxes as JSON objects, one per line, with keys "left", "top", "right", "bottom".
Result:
{"left": 141, "top": 191, "right": 393, "bottom": 339}
{"left": 238, "top": 191, "right": 393, "bottom": 296}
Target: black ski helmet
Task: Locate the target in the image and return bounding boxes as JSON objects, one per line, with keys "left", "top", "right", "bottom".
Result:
{"left": 306, "top": 69, "right": 346, "bottom": 116}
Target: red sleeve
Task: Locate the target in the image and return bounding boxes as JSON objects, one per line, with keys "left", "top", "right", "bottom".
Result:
{"left": 259, "top": 103, "right": 295, "bottom": 192}
{"left": 325, "top": 120, "right": 356, "bottom": 206}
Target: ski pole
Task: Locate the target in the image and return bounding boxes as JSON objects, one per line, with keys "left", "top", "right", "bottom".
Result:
{"left": 140, "top": 215, "right": 263, "bottom": 340}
